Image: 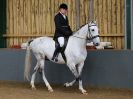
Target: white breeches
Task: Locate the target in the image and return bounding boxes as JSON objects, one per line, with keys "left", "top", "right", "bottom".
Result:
{"left": 58, "top": 37, "right": 64, "bottom": 47}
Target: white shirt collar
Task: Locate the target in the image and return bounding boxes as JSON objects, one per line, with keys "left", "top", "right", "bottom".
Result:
{"left": 60, "top": 12, "right": 66, "bottom": 19}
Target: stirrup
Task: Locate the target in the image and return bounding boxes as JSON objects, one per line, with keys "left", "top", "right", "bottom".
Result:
{"left": 54, "top": 57, "right": 58, "bottom": 62}
{"left": 51, "top": 57, "right": 55, "bottom": 61}
{"left": 51, "top": 56, "right": 58, "bottom": 62}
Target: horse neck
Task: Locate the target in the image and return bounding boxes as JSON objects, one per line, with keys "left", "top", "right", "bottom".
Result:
{"left": 73, "top": 24, "right": 88, "bottom": 38}
{"left": 72, "top": 24, "right": 88, "bottom": 48}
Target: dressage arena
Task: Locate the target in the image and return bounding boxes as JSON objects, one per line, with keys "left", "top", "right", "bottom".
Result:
{"left": 0, "top": 0, "right": 133, "bottom": 98}
{"left": 0, "top": 49, "right": 133, "bottom": 99}
{"left": 1, "top": 81, "right": 133, "bottom": 99}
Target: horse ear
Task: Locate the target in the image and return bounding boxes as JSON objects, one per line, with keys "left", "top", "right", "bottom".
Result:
{"left": 88, "top": 21, "right": 96, "bottom": 26}
{"left": 93, "top": 21, "right": 97, "bottom": 24}
{"left": 88, "top": 21, "right": 92, "bottom": 26}
{"left": 90, "top": 21, "right": 94, "bottom": 24}
{"left": 91, "top": 20, "right": 97, "bottom": 24}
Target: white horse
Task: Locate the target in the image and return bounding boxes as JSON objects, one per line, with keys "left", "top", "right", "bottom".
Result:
{"left": 24, "top": 21, "right": 100, "bottom": 94}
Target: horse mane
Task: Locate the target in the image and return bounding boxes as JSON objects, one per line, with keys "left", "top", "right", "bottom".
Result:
{"left": 76, "top": 21, "right": 96, "bottom": 31}
{"left": 72, "top": 21, "right": 96, "bottom": 35}
{"left": 77, "top": 24, "right": 86, "bottom": 31}
{"left": 72, "top": 24, "right": 85, "bottom": 33}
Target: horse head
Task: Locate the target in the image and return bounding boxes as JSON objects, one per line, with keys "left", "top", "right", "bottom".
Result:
{"left": 87, "top": 21, "right": 100, "bottom": 46}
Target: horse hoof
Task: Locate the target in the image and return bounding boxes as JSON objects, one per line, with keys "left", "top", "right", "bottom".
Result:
{"left": 81, "top": 90, "right": 88, "bottom": 95}
{"left": 64, "top": 82, "right": 69, "bottom": 87}
{"left": 31, "top": 87, "right": 36, "bottom": 90}
{"left": 48, "top": 88, "right": 54, "bottom": 92}
{"left": 82, "top": 91, "right": 88, "bottom": 95}
{"left": 79, "top": 88, "right": 88, "bottom": 95}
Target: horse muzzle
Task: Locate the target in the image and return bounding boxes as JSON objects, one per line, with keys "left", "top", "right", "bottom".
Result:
{"left": 94, "top": 42, "right": 100, "bottom": 46}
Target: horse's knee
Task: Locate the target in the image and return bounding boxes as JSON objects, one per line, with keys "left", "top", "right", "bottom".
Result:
{"left": 40, "top": 65, "right": 44, "bottom": 70}
{"left": 69, "top": 65, "right": 76, "bottom": 73}
{"left": 34, "top": 65, "right": 39, "bottom": 71}
{"left": 68, "top": 65, "right": 79, "bottom": 78}
{"left": 76, "top": 75, "right": 81, "bottom": 81}
{"left": 38, "top": 60, "right": 44, "bottom": 69}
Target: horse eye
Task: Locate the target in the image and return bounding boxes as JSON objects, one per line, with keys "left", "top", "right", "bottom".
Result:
{"left": 91, "top": 29, "right": 95, "bottom": 31}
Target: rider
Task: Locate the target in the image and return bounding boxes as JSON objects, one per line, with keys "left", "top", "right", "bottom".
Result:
{"left": 52, "top": 3, "right": 73, "bottom": 62}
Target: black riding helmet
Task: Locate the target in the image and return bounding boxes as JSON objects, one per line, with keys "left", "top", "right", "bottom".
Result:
{"left": 59, "top": 3, "right": 68, "bottom": 10}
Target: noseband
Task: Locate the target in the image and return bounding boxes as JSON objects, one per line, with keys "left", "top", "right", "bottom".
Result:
{"left": 87, "top": 24, "right": 99, "bottom": 40}
{"left": 87, "top": 35, "right": 99, "bottom": 40}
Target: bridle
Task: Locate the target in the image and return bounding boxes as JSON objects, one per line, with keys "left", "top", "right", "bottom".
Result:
{"left": 72, "top": 24, "right": 99, "bottom": 41}
{"left": 87, "top": 24, "right": 100, "bottom": 40}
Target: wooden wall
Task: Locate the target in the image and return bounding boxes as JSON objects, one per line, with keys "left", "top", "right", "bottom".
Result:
{"left": 93, "top": 0, "right": 125, "bottom": 49}
{"left": 5, "top": 0, "right": 125, "bottom": 49}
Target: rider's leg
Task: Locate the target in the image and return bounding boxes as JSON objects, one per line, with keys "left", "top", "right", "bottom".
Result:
{"left": 58, "top": 37, "right": 64, "bottom": 47}
{"left": 51, "top": 42, "right": 60, "bottom": 61}
{"left": 51, "top": 37, "right": 64, "bottom": 61}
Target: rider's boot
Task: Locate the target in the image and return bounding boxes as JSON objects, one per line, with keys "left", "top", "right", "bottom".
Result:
{"left": 51, "top": 45, "right": 61, "bottom": 62}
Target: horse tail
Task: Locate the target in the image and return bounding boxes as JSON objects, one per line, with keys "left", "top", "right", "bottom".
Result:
{"left": 24, "top": 39, "right": 33, "bottom": 81}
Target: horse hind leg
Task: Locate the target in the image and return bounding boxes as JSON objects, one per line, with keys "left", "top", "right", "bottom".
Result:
{"left": 39, "top": 59, "right": 53, "bottom": 92}
{"left": 30, "top": 62, "right": 39, "bottom": 90}
{"left": 42, "top": 69, "right": 53, "bottom": 92}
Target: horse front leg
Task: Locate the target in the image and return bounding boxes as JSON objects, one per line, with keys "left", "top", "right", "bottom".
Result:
{"left": 64, "top": 63, "right": 79, "bottom": 87}
{"left": 77, "top": 62, "right": 87, "bottom": 94}
{"left": 64, "top": 79, "right": 76, "bottom": 87}
{"left": 66, "top": 63, "right": 87, "bottom": 94}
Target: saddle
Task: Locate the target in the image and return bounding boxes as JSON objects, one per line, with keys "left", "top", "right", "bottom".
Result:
{"left": 55, "top": 38, "right": 68, "bottom": 63}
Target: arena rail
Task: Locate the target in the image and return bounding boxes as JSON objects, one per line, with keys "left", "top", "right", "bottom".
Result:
{"left": 0, "top": 49, "right": 133, "bottom": 89}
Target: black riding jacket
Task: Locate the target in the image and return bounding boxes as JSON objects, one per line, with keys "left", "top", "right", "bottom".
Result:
{"left": 53, "top": 12, "right": 72, "bottom": 40}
